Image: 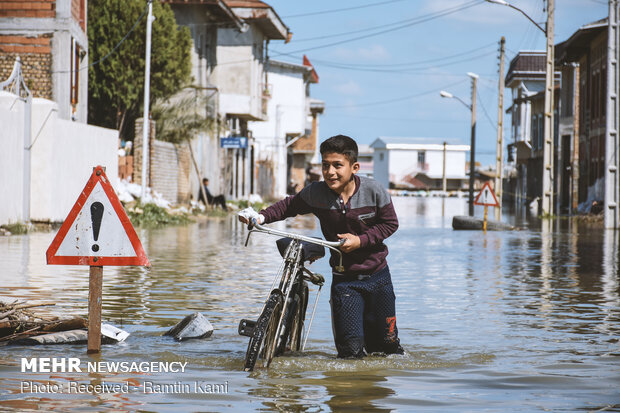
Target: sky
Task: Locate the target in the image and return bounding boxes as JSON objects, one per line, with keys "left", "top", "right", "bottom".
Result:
{"left": 265, "top": 0, "right": 609, "bottom": 167}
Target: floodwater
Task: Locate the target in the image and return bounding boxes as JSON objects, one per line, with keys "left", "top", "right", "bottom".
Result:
{"left": 0, "top": 197, "right": 619, "bottom": 412}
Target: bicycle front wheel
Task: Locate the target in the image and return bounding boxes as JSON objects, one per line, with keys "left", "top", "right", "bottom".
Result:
{"left": 244, "top": 291, "right": 283, "bottom": 372}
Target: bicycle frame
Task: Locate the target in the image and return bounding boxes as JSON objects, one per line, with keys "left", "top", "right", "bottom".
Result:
{"left": 242, "top": 223, "right": 344, "bottom": 366}
{"left": 245, "top": 223, "right": 345, "bottom": 272}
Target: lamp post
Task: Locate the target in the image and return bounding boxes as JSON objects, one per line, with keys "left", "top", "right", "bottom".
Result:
{"left": 486, "top": 0, "right": 554, "bottom": 217}
{"left": 440, "top": 72, "right": 478, "bottom": 216}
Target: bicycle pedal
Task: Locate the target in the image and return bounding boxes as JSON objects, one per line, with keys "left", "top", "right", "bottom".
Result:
{"left": 238, "top": 319, "right": 256, "bottom": 337}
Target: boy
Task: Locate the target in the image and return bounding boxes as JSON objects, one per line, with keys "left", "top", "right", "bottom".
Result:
{"left": 239, "top": 135, "right": 403, "bottom": 358}
{"left": 198, "top": 178, "right": 229, "bottom": 210}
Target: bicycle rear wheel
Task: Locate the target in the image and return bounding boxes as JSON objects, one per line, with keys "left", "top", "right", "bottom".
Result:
{"left": 244, "top": 291, "right": 283, "bottom": 371}
{"left": 288, "top": 283, "right": 309, "bottom": 352}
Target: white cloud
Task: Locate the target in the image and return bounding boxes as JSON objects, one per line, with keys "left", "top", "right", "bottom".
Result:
{"left": 421, "top": 0, "right": 544, "bottom": 26}
{"left": 334, "top": 80, "right": 363, "bottom": 96}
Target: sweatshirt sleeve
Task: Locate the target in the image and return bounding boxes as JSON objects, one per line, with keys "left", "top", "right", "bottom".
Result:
{"left": 357, "top": 192, "right": 399, "bottom": 248}
{"left": 260, "top": 189, "right": 313, "bottom": 224}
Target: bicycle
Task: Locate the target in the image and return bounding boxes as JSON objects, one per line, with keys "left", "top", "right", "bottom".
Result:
{"left": 238, "top": 222, "right": 344, "bottom": 371}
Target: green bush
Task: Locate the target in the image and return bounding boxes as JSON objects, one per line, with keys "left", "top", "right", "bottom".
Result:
{"left": 1, "top": 222, "right": 29, "bottom": 235}
{"left": 126, "top": 202, "right": 191, "bottom": 227}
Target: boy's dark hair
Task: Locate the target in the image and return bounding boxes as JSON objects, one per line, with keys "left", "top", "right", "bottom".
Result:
{"left": 320, "top": 135, "right": 358, "bottom": 163}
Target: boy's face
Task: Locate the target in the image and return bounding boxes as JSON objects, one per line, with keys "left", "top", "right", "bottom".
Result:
{"left": 321, "top": 152, "right": 359, "bottom": 193}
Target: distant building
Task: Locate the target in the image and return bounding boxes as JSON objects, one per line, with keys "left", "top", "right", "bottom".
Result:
{"left": 0, "top": 0, "right": 88, "bottom": 122}
{"left": 248, "top": 57, "right": 322, "bottom": 198}
{"left": 357, "top": 144, "right": 374, "bottom": 178}
{"left": 166, "top": 0, "right": 291, "bottom": 200}
{"left": 555, "top": 18, "right": 608, "bottom": 213}
{"left": 370, "top": 137, "right": 469, "bottom": 191}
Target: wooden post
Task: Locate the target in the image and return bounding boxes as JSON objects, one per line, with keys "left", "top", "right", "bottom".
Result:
{"left": 87, "top": 265, "right": 103, "bottom": 354}
{"left": 483, "top": 205, "right": 488, "bottom": 232}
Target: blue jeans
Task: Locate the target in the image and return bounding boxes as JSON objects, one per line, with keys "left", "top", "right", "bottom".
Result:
{"left": 330, "top": 265, "right": 404, "bottom": 358}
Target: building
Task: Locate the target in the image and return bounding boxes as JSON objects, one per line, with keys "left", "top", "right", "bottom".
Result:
{"left": 248, "top": 56, "right": 322, "bottom": 198}
{"left": 357, "top": 144, "right": 374, "bottom": 178}
{"left": 555, "top": 18, "right": 608, "bottom": 214}
{"left": 164, "top": 0, "right": 247, "bottom": 201}
{"left": 0, "top": 0, "right": 88, "bottom": 122}
{"left": 370, "top": 137, "right": 470, "bottom": 191}
{"left": 165, "top": 0, "right": 291, "bottom": 201}
{"left": 504, "top": 51, "right": 546, "bottom": 210}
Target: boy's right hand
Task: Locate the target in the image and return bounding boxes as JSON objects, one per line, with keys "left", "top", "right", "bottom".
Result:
{"left": 238, "top": 207, "right": 265, "bottom": 227}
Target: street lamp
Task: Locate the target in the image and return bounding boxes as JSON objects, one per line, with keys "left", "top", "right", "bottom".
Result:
{"left": 440, "top": 72, "right": 478, "bottom": 216}
{"left": 486, "top": 0, "right": 555, "bottom": 217}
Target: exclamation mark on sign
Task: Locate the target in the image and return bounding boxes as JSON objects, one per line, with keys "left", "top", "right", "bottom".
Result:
{"left": 91, "top": 202, "right": 104, "bottom": 252}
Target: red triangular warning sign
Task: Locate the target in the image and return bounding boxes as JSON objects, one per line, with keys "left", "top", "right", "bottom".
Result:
{"left": 474, "top": 182, "right": 500, "bottom": 207}
{"left": 46, "top": 166, "right": 150, "bottom": 267}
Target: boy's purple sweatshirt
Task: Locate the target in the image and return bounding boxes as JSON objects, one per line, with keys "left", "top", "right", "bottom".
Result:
{"left": 260, "top": 174, "right": 398, "bottom": 276}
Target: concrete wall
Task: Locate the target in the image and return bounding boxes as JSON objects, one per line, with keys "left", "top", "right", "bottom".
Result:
{"left": 373, "top": 146, "right": 468, "bottom": 189}
{"left": 214, "top": 26, "right": 264, "bottom": 120}
{"left": 373, "top": 149, "right": 390, "bottom": 189}
{"left": 248, "top": 62, "right": 307, "bottom": 198}
{"left": 388, "top": 149, "right": 467, "bottom": 180}
{"left": 0, "top": 92, "right": 118, "bottom": 224}
{"left": 0, "top": 91, "right": 25, "bottom": 224}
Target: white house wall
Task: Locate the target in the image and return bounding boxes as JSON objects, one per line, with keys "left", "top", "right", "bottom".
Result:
{"left": 0, "top": 94, "right": 118, "bottom": 225}
{"left": 373, "top": 149, "right": 390, "bottom": 188}
{"left": 0, "top": 91, "right": 25, "bottom": 224}
{"left": 248, "top": 63, "right": 306, "bottom": 198}
{"left": 214, "top": 26, "right": 264, "bottom": 119}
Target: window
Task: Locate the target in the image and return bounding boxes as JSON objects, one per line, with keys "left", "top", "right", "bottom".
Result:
{"left": 417, "top": 151, "right": 425, "bottom": 169}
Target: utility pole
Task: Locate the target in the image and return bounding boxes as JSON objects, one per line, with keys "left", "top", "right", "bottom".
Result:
{"left": 442, "top": 141, "right": 447, "bottom": 193}
{"left": 605, "top": 0, "right": 619, "bottom": 229}
{"left": 468, "top": 73, "right": 478, "bottom": 216}
{"left": 541, "top": 0, "right": 555, "bottom": 217}
{"left": 141, "top": 1, "right": 153, "bottom": 201}
{"left": 495, "top": 37, "right": 506, "bottom": 221}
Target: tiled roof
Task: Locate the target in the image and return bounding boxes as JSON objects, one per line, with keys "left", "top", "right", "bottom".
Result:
{"left": 223, "top": 0, "right": 270, "bottom": 7}
{"left": 505, "top": 51, "right": 546, "bottom": 86}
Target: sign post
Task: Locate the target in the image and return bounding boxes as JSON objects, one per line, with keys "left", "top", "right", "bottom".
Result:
{"left": 46, "top": 166, "right": 150, "bottom": 353}
{"left": 474, "top": 182, "right": 500, "bottom": 232}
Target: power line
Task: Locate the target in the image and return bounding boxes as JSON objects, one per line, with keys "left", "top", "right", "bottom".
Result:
{"left": 282, "top": 0, "right": 408, "bottom": 19}
{"left": 330, "top": 114, "right": 470, "bottom": 123}
{"left": 275, "top": 41, "right": 496, "bottom": 71}
{"left": 327, "top": 79, "right": 466, "bottom": 109}
{"left": 303, "top": 50, "right": 497, "bottom": 74}
{"left": 270, "top": 0, "right": 484, "bottom": 55}
{"left": 477, "top": 91, "right": 497, "bottom": 131}
{"left": 291, "top": 1, "right": 478, "bottom": 43}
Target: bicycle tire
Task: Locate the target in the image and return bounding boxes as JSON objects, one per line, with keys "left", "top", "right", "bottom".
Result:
{"left": 288, "top": 283, "right": 309, "bottom": 351}
{"left": 244, "top": 291, "right": 283, "bottom": 372}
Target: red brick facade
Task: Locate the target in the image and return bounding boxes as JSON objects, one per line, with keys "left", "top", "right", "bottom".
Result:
{"left": 71, "top": 0, "right": 85, "bottom": 31}
{"left": 0, "top": 34, "right": 52, "bottom": 99}
{"left": 0, "top": 1, "right": 57, "bottom": 18}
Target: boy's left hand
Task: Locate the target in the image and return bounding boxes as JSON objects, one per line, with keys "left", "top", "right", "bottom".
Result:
{"left": 337, "top": 233, "right": 361, "bottom": 253}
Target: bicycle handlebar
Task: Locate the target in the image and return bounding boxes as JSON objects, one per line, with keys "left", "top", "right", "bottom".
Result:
{"left": 244, "top": 222, "right": 345, "bottom": 272}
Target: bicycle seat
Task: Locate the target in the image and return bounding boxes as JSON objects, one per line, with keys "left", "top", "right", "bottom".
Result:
{"left": 276, "top": 237, "right": 325, "bottom": 262}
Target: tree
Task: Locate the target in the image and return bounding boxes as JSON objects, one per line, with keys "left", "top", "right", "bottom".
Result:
{"left": 88, "top": 0, "right": 191, "bottom": 140}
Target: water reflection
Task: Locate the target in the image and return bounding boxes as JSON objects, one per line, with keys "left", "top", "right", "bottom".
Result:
{"left": 0, "top": 198, "right": 619, "bottom": 411}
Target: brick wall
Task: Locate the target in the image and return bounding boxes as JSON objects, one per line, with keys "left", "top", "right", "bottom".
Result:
{"left": 0, "top": 1, "right": 56, "bottom": 18}
{"left": 134, "top": 119, "right": 192, "bottom": 205}
{"left": 71, "top": 0, "right": 85, "bottom": 30}
{"left": 0, "top": 35, "right": 52, "bottom": 99}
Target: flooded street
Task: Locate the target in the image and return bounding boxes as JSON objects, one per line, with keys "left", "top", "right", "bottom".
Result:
{"left": 1, "top": 197, "right": 619, "bottom": 412}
